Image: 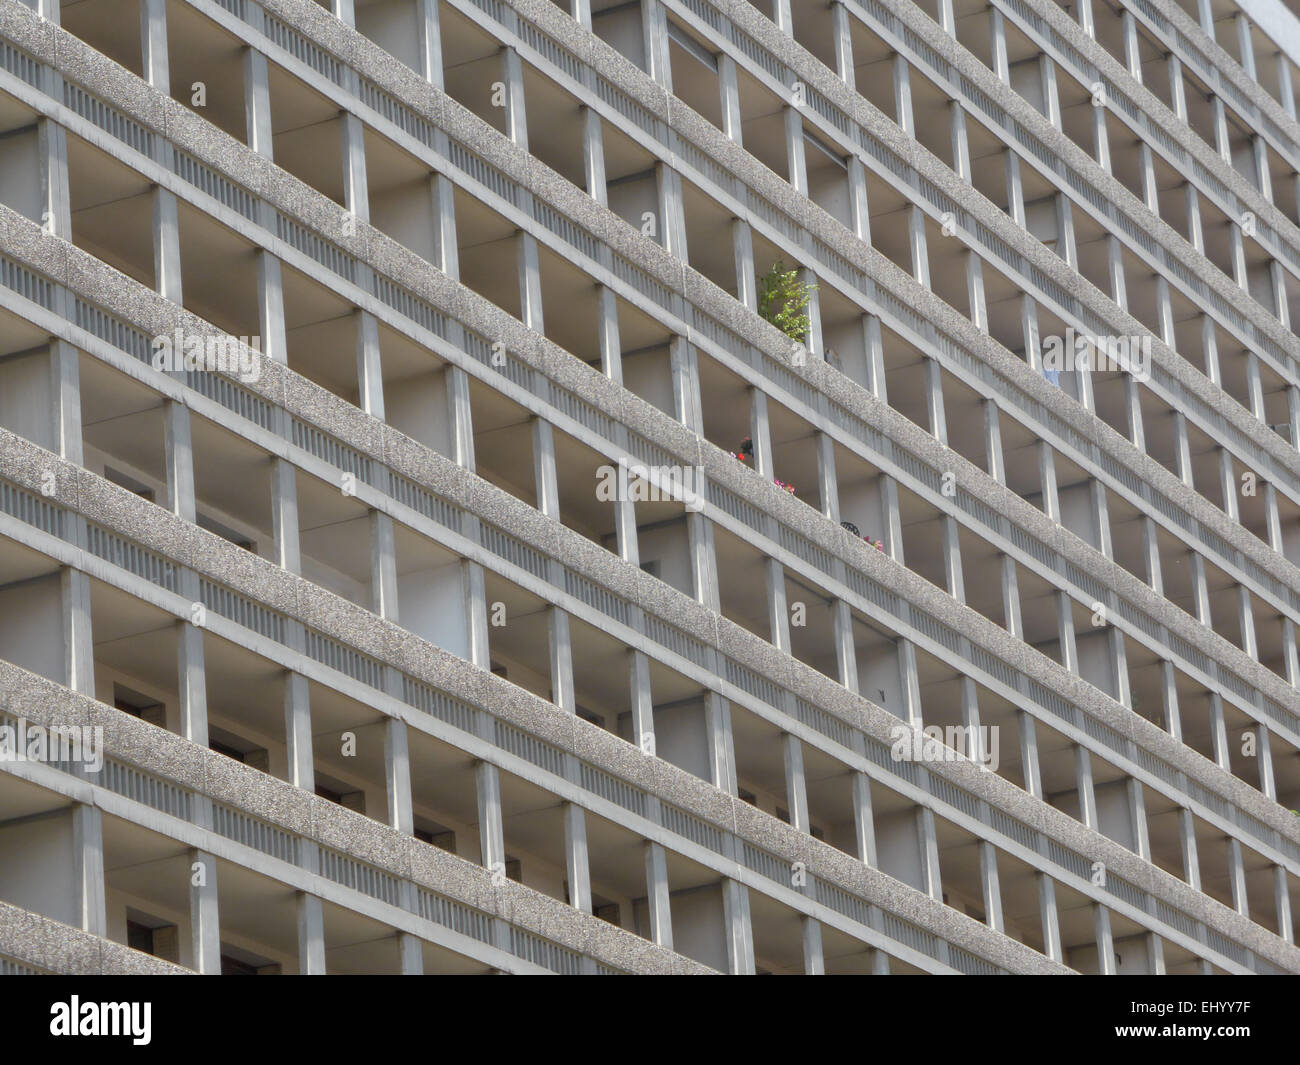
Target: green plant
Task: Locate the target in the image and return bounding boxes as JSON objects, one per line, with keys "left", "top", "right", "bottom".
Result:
{"left": 758, "top": 261, "right": 816, "bottom": 343}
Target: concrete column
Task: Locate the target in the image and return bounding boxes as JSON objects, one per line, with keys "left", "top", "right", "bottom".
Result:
{"left": 924, "top": 356, "right": 947, "bottom": 444}
{"left": 1075, "top": 744, "right": 1097, "bottom": 829}
{"left": 597, "top": 286, "right": 622, "bottom": 384}
{"left": 748, "top": 386, "right": 773, "bottom": 479}
{"left": 547, "top": 607, "right": 576, "bottom": 713}
{"left": 152, "top": 188, "right": 183, "bottom": 304}
{"left": 1001, "top": 554, "right": 1022, "bottom": 639}
{"left": 1274, "top": 865, "right": 1294, "bottom": 944}
{"left": 918, "top": 806, "right": 942, "bottom": 901}
{"left": 500, "top": 46, "right": 528, "bottom": 150}
{"left": 1019, "top": 710, "right": 1043, "bottom": 798}
{"left": 256, "top": 252, "right": 288, "bottom": 364}
{"left": 732, "top": 219, "right": 757, "bottom": 312}
{"left": 722, "top": 879, "right": 756, "bottom": 974}
{"left": 784, "top": 106, "right": 808, "bottom": 194}
{"left": 629, "top": 650, "right": 654, "bottom": 752}
{"left": 980, "top": 841, "right": 1004, "bottom": 932}
{"left": 73, "top": 804, "right": 106, "bottom": 937}
{"left": 705, "top": 692, "right": 737, "bottom": 795}
{"left": 908, "top": 205, "right": 930, "bottom": 288}
{"left": 355, "top": 310, "right": 384, "bottom": 419}
{"left": 297, "top": 892, "right": 326, "bottom": 974}
{"left": 831, "top": 2, "right": 855, "bottom": 89}
{"left": 1005, "top": 151, "right": 1025, "bottom": 227}
{"left": 243, "top": 48, "right": 274, "bottom": 160}
{"left": 1227, "top": 837, "right": 1249, "bottom": 918}
{"left": 966, "top": 252, "right": 988, "bottom": 332}
{"left": 1038, "top": 441, "right": 1060, "bottom": 520}
{"left": 271, "top": 459, "right": 301, "bottom": 574}
{"left": 177, "top": 621, "right": 207, "bottom": 746}
{"left": 951, "top": 101, "right": 972, "bottom": 182}
{"left": 398, "top": 933, "right": 423, "bottom": 974}
{"left": 802, "top": 917, "right": 825, "bottom": 975}
{"left": 49, "top": 340, "right": 82, "bottom": 465}
{"left": 431, "top": 173, "right": 459, "bottom": 279}
{"left": 531, "top": 417, "right": 559, "bottom": 519}
{"left": 641, "top": 0, "right": 672, "bottom": 89}
{"left": 852, "top": 772, "right": 878, "bottom": 865}
{"left": 766, "top": 557, "right": 791, "bottom": 653}
{"left": 475, "top": 760, "right": 505, "bottom": 872}
{"left": 864, "top": 314, "right": 886, "bottom": 400}
{"left": 656, "top": 164, "right": 689, "bottom": 260}
{"left": 881, "top": 474, "right": 903, "bottom": 562}
{"left": 517, "top": 232, "right": 544, "bottom": 333}
{"left": 582, "top": 106, "right": 606, "bottom": 205}
{"left": 1179, "top": 807, "right": 1201, "bottom": 890}
{"left": 1253, "top": 723, "right": 1276, "bottom": 801}
{"left": 369, "top": 511, "right": 398, "bottom": 621}
{"left": 644, "top": 841, "right": 673, "bottom": 948}
{"left": 832, "top": 600, "right": 858, "bottom": 694}
{"left": 38, "top": 120, "right": 70, "bottom": 240}
{"left": 941, "top": 515, "right": 964, "bottom": 602}
{"left": 687, "top": 512, "right": 719, "bottom": 612}
{"left": 1038, "top": 873, "right": 1062, "bottom": 962}
{"left": 1160, "top": 660, "right": 1182, "bottom": 741}
{"left": 384, "top": 718, "right": 414, "bottom": 836}
{"left": 416, "top": 0, "right": 443, "bottom": 88}
{"left": 989, "top": 7, "right": 1010, "bottom": 83}
{"left": 670, "top": 337, "right": 703, "bottom": 433}
{"left": 563, "top": 802, "right": 592, "bottom": 913}
{"left": 1093, "top": 903, "right": 1116, "bottom": 975}
{"left": 62, "top": 568, "right": 94, "bottom": 697}
{"left": 284, "top": 671, "right": 314, "bottom": 792}
{"left": 163, "top": 400, "right": 196, "bottom": 524}
{"left": 983, "top": 400, "right": 1005, "bottom": 482}
{"left": 849, "top": 158, "right": 871, "bottom": 245}
{"left": 782, "top": 733, "right": 809, "bottom": 833}
{"left": 719, "top": 53, "right": 743, "bottom": 145}
{"left": 463, "top": 561, "right": 491, "bottom": 669}
{"left": 1208, "top": 693, "right": 1231, "bottom": 772}
{"left": 1056, "top": 591, "right": 1078, "bottom": 673}
{"left": 189, "top": 849, "right": 221, "bottom": 974}
{"left": 340, "top": 112, "right": 369, "bottom": 224}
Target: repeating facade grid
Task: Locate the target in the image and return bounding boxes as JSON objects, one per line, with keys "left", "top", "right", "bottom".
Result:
{"left": 0, "top": 0, "right": 1298, "bottom": 974}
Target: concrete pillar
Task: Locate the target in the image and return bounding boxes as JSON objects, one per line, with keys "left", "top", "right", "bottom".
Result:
{"left": 782, "top": 733, "right": 809, "bottom": 833}
{"left": 564, "top": 802, "right": 592, "bottom": 913}
{"left": 531, "top": 417, "right": 559, "bottom": 519}
{"left": 1179, "top": 807, "right": 1201, "bottom": 890}
{"left": 801, "top": 916, "right": 825, "bottom": 974}
{"left": 722, "top": 878, "right": 755, "bottom": 974}
{"left": 1093, "top": 903, "right": 1116, "bottom": 974}
{"left": 852, "top": 771, "right": 877, "bottom": 866}
{"left": 705, "top": 692, "right": 737, "bottom": 795}
{"left": 177, "top": 621, "right": 207, "bottom": 746}
{"left": 547, "top": 607, "right": 576, "bottom": 713}
{"left": 582, "top": 106, "right": 606, "bottom": 205}
{"left": 980, "top": 840, "right": 1004, "bottom": 932}
{"left": 1038, "top": 873, "right": 1062, "bottom": 962}
{"left": 385, "top": 718, "right": 413, "bottom": 835}
{"left": 189, "top": 849, "right": 221, "bottom": 974}
{"left": 73, "top": 804, "right": 106, "bottom": 937}
{"left": 243, "top": 48, "right": 274, "bottom": 159}
{"left": 500, "top": 46, "right": 528, "bottom": 150}
{"left": 271, "top": 458, "right": 301, "bottom": 574}
{"left": 644, "top": 841, "right": 673, "bottom": 948}
{"left": 297, "top": 892, "right": 326, "bottom": 974}
{"left": 62, "top": 568, "right": 94, "bottom": 697}
{"left": 284, "top": 672, "right": 314, "bottom": 792}
{"left": 476, "top": 760, "right": 505, "bottom": 872}
{"left": 1019, "top": 710, "right": 1043, "bottom": 798}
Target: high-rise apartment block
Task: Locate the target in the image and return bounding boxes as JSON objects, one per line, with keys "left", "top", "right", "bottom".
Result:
{"left": 0, "top": 0, "right": 1299, "bottom": 975}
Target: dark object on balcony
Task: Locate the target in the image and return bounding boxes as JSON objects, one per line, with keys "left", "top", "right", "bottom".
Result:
{"left": 840, "top": 520, "right": 861, "bottom": 537}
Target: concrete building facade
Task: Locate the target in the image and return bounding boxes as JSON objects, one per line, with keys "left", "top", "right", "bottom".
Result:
{"left": 0, "top": 0, "right": 1298, "bottom": 973}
